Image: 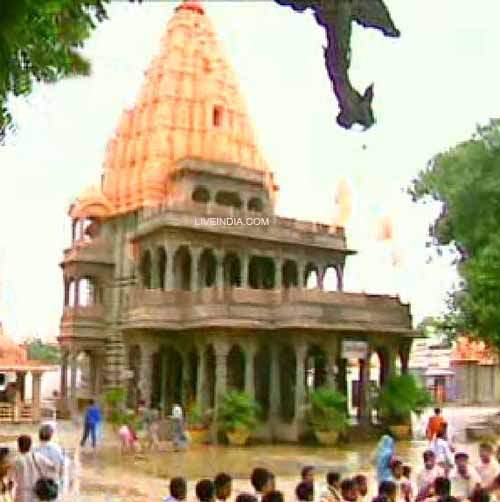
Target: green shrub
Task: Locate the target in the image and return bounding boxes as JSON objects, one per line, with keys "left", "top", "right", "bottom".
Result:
{"left": 186, "top": 403, "right": 213, "bottom": 429}
{"left": 308, "top": 387, "right": 348, "bottom": 432}
{"left": 217, "top": 390, "right": 261, "bottom": 433}
{"left": 376, "top": 374, "right": 432, "bottom": 425}
{"left": 102, "top": 388, "right": 127, "bottom": 426}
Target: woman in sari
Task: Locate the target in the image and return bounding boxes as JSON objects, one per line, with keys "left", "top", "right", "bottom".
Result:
{"left": 170, "top": 404, "right": 188, "bottom": 451}
{"left": 375, "top": 435, "right": 396, "bottom": 484}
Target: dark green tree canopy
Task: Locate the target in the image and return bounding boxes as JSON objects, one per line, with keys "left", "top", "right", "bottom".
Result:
{"left": 409, "top": 119, "right": 500, "bottom": 347}
{"left": 1, "top": 0, "right": 398, "bottom": 141}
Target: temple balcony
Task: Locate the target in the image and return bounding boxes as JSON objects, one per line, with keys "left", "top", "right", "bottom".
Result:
{"left": 134, "top": 200, "right": 349, "bottom": 252}
{"left": 123, "top": 287, "right": 413, "bottom": 336}
{"left": 60, "top": 305, "right": 106, "bottom": 333}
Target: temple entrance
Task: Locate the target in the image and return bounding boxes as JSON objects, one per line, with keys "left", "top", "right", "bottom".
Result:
{"left": 227, "top": 345, "right": 245, "bottom": 391}
{"left": 255, "top": 347, "right": 271, "bottom": 419}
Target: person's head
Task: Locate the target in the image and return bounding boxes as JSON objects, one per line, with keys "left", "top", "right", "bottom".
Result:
{"left": 379, "top": 480, "right": 397, "bottom": 502}
{"left": 434, "top": 477, "right": 451, "bottom": 498}
{"left": 268, "top": 472, "right": 276, "bottom": 492}
{"left": 89, "top": 399, "right": 95, "bottom": 406}
{"left": 236, "top": 495, "right": 258, "bottom": 502}
{"left": 434, "top": 408, "right": 441, "bottom": 416}
{"left": 471, "top": 488, "right": 490, "bottom": 502}
{"left": 327, "top": 472, "right": 341, "bottom": 489}
{"left": 39, "top": 424, "right": 54, "bottom": 443}
{"left": 378, "top": 435, "right": 395, "bottom": 454}
{"left": 402, "top": 465, "right": 411, "bottom": 479}
{"left": 170, "top": 477, "right": 187, "bottom": 501}
{"left": 341, "top": 479, "right": 358, "bottom": 502}
{"left": 17, "top": 435, "right": 32, "bottom": 454}
{"left": 251, "top": 468, "right": 272, "bottom": 494}
{"left": 423, "top": 450, "right": 436, "bottom": 470}
{"left": 214, "top": 473, "right": 232, "bottom": 501}
{"left": 354, "top": 475, "right": 368, "bottom": 497}
{"left": 295, "top": 481, "right": 314, "bottom": 502}
{"left": 455, "top": 452, "right": 469, "bottom": 474}
{"left": 390, "top": 459, "right": 403, "bottom": 479}
{"left": 196, "top": 479, "right": 215, "bottom": 502}
{"left": 301, "top": 466, "right": 315, "bottom": 483}
{"left": 479, "top": 443, "right": 494, "bottom": 464}
{"left": 261, "top": 491, "right": 284, "bottom": 502}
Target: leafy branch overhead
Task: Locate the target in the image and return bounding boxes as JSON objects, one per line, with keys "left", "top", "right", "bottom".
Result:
{"left": 0, "top": 0, "right": 399, "bottom": 141}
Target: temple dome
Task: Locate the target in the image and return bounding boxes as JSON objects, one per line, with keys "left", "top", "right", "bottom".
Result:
{"left": 100, "top": 0, "right": 273, "bottom": 215}
{"left": 69, "top": 185, "right": 115, "bottom": 219}
{"left": 0, "top": 323, "right": 27, "bottom": 365}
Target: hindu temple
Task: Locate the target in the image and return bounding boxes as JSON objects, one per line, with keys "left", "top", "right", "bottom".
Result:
{"left": 58, "top": 0, "right": 415, "bottom": 441}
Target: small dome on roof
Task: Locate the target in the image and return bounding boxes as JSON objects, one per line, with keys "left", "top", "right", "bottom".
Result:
{"left": 69, "top": 185, "right": 115, "bottom": 220}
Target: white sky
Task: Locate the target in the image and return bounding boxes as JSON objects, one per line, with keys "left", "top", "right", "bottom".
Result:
{"left": 1, "top": 0, "right": 499, "bottom": 341}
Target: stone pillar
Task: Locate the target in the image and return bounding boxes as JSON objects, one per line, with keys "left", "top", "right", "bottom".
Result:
{"left": 190, "top": 248, "right": 201, "bottom": 291}
{"left": 244, "top": 343, "right": 257, "bottom": 398}
{"left": 241, "top": 252, "right": 249, "bottom": 288}
{"left": 214, "top": 341, "right": 229, "bottom": 414}
{"left": 294, "top": 343, "right": 308, "bottom": 429}
{"left": 336, "top": 265, "right": 344, "bottom": 291}
{"left": 165, "top": 246, "right": 175, "bottom": 290}
{"left": 196, "top": 344, "right": 207, "bottom": 411}
{"left": 32, "top": 372, "right": 42, "bottom": 422}
{"left": 297, "top": 262, "right": 306, "bottom": 289}
{"left": 318, "top": 266, "right": 325, "bottom": 290}
{"left": 60, "top": 351, "right": 68, "bottom": 408}
{"left": 181, "top": 351, "right": 191, "bottom": 406}
{"left": 74, "top": 278, "right": 80, "bottom": 307}
{"left": 357, "top": 354, "right": 371, "bottom": 425}
{"left": 140, "top": 347, "right": 154, "bottom": 407}
{"left": 269, "top": 344, "right": 282, "bottom": 424}
{"left": 274, "top": 258, "right": 283, "bottom": 289}
{"left": 69, "top": 351, "right": 78, "bottom": 414}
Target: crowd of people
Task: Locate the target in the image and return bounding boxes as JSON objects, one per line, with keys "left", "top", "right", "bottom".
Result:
{"left": 0, "top": 424, "right": 67, "bottom": 502}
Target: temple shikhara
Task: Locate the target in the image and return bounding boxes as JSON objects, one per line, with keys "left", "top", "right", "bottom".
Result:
{"left": 59, "top": 0, "right": 415, "bottom": 440}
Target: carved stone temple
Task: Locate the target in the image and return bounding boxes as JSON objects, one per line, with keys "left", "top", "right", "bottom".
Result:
{"left": 58, "top": 0, "right": 415, "bottom": 440}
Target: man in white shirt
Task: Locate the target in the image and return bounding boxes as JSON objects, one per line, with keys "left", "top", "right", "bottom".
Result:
{"left": 449, "top": 452, "right": 482, "bottom": 500}
{"left": 35, "top": 424, "right": 65, "bottom": 501}
{"left": 476, "top": 443, "right": 500, "bottom": 488}
{"left": 416, "top": 450, "right": 443, "bottom": 499}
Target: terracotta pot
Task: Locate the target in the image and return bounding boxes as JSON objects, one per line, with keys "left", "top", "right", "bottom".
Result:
{"left": 389, "top": 424, "right": 411, "bottom": 440}
{"left": 226, "top": 428, "right": 250, "bottom": 446}
{"left": 188, "top": 428, "right": 210, "bottom": 444}
{"left": 314, "top": 430, "right": 340, "bottom": 446}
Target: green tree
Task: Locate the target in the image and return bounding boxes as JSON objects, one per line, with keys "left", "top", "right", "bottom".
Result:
{"left": 1, "top": 0, "right": 398, "bottom": 140}
{"left": 409, "top": 119, "right": 500, "bottom": 347}
{"left": 25, "top": 338, "right": 61, "bottom": 364}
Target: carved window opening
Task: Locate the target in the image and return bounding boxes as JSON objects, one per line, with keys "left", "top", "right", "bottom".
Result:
{"left": 215, "top": 190, "right": 242, "bottom": 209}
{"left": 192, "top": 186, "right": 210, "bottom": 204}
{"left": 247, "top": 197, "right": 263, "bottom": 212}
{"left": 213, "top": 105, "right": 223, "bottom": 127}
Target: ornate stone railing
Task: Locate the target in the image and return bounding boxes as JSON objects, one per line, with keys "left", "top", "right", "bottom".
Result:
{"left": 125, "top": 287, "right": 412, "bottom": 334}
{"left": 62, "top": 305, "right": 105, "bottom": 322}
{"left": 134, "top": 201, "right": 347, "bottom": 250}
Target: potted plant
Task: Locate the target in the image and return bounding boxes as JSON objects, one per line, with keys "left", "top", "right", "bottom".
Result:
{"left": 307, "top": 387, "right": 348, "bottom": 445}
{"left": 376, "top": 374, "right": 432, "bottom": 439}
{"left": 186, "top": 403, "right": 213, "bottom": 444}
{"left": 218, "top": 390, "right": 260, "bottom": 446}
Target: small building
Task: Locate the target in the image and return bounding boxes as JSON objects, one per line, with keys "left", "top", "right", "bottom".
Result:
{"left": 58, "top": 0, "right": 416, "bottom": 441}
{"left": 0, "top": 324, "right": 56, "bottom": 422}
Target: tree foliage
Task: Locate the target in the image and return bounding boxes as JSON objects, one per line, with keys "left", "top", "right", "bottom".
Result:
{"left": 409, "top": 119, "right": 500, "bottom": 347}
{"left": 1, "top": 0, "right": 398, "bottom": 140}
{"left": 0, "top": 0, "right": 110, "bottom": 140}
{"left": 25, "top": 338, "right": 60, "bottom": 364}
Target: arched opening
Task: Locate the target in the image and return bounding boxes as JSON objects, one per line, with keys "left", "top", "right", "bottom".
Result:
{"left": 345, "top": 357, "right": 361, "bottom": 418}
{"left": 282, "top": 260, "right": 298, "bottom": 288}
{"left": 186, "top": 348, "right": 198, "bottom": 406}
{"left": 223, "top": 253, "right": 241, "bottom": 287}
{"left": 192, "top": 186, "right": 210, "bottom": 204}
{"left": 323, "top": 265, "right": 339, "bottom": 291}
{"left": 67, "top": 279, "right": 76, "bottom": 307}
{"left": 157, "top": 247, "right": 166, "bottom": 290}
{"left": 127, "top": 345, "right": 142, "bottom": 408}
{"left": 163, "top": 347, "right": 184, "bottom": 412}
{"left": 249, "top": 256, "right": 275, "bottom": 289}
{"left": 205, "top": 345, "right": 216, "bottom": 409}
{"left": 140, "top": 250, "right": 152, "bottom": 289}
{"left": 78, "top": 277, "right": 96, "bottom": 307}
{"left": 199, "top": 249, "right": 217, "bottom": 288}
{"left": 174, "top": 246, "right": 192, "bottom": 290}
{"left": 395, "top": 353, "right": 403, "bottom": 376}
{"left": 255, "top": 347, "right": 271, "bottom": 420}
{"left": 227, "top": 345, "right": 245, "bottom": 391}
{"left": 247, "top": 197, "right": 263, "bottom": 212}
{"left": 305, "top": 263, "right": 319, "bottom": 289}
{"left": 279, "top": 345, "right": 296, "bottom": 422}
{"left": 306, "top": 345, "right": 327, "bottom": 393}
{"left": 215, "top": 191, "right": 242, "bottom": 209}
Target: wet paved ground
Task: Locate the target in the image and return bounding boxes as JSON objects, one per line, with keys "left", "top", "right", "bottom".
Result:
{"left": 0, "top": 406, "right": 497, "bottom": 501}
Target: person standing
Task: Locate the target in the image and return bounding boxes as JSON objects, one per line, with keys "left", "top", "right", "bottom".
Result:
{"left": 14, "top": 435, "right": 56, "bottom": 502}
{"left": 170, "top": 404, "right": 188, "bottom": 451}
{"left": 426, "top": 409, "right": 445, "bottom": 442}
{"left": 80, "top": 399, "right": 102, "bottom": 449}
{"left": 376, "top": 435, "right": 396, "bottom": 484}
{"left": 416, "top": 450, "right": 442, "bottom": 500}
{"left": 163, "top": 477, "right": 187, "bottom": 502}
{"left": 320, "top": 472, "right": 342, "bottom": 502}
{"left": 449, "top": 452, "right": 481, "bottom": 500}
{"left": 476, "top": 443, "right": 500, "bottom": 488}
{"left": 35, "top": 425, "right": 65, "bottom": 501}
{"left": 0, "top": 448, "right": 14, "bottom": 502}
